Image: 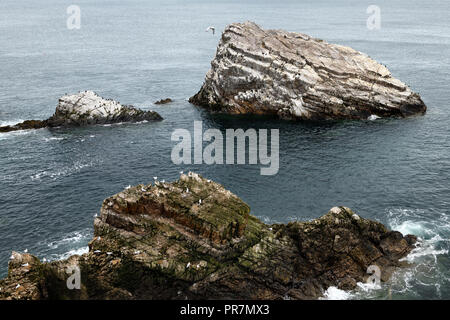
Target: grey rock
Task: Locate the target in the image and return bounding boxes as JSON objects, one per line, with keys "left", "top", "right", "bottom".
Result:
{"left": 47, "top": 91, "right": 162, "bottom": 127}
{"left": 190, "top": 22, "right": 427, "bottom": 120}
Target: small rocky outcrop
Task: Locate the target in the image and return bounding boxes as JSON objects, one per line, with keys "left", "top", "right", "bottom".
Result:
{"left": 190, "top": 22, "right": 427, "bottom": 120}
{"left": 0, "top": 91, "right": 162, "bottom": 133}
{"left": 0, "top": 173, "right": 416, "bottom": 300}
{"left": 0, "top": 120, "right": 47, "bottom": 133}
{"left": 154, "top": 98, "right": 173, "bottom": 105}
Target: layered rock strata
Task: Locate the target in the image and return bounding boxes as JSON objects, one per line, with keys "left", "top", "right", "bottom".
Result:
{"left": 0, "top": 173, "right": 416, "bottom": 300}
{"left": 190, "top": 22, "right": 427, "bottom": 120}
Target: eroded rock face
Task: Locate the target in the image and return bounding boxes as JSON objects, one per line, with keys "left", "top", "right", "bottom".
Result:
{"left": 190, "top": 22, "right": 427, "bottom": 120}
{"left": 46, "top": 91, "right": 162, "bottom": 127}
{"left": 0, "top": 173, "right": 416, "bottom": 300}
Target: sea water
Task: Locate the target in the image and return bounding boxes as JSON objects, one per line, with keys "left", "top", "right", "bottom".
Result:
{"left": 0, "top": 0, "right": 449, "bottom": 299}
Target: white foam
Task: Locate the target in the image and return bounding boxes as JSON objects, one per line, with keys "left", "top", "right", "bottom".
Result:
{"left": 0, "top": 119, "right": 24, "bottom": 127}
{"left": 30, "top": 160, "right": 98, "bottom": 181}
{"left": 43, "top": 137, "right": 64, "bottom": 142}
{"left": 368, "top": 114, "right": 380, "bottom": 121}
{"left": 46, "top": 229, "right": 91, "bottom": 250}
{"left": 0, "top": 128, "right": 34, "bottom": 139}
{"left": 384, "top": 208, "right": 450, "bottom": 298}
{"left": 356, "top": 281, "right": 381, "bottom": 292}
{"left": 321, "top": 286, "right": 352, "bottom": 300}
{"left": 50, "top": 246, "right": 89, "bottom": 261}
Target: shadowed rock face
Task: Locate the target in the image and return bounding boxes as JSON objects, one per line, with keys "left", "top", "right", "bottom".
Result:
{"left": 0, "top": 91, "right": 162, "bottom": 133}
{"left": 0, "top": 173, "right": 416, "bottom": 300}
{"left": 190, "top": 22, "right": 427, "bottom": 120}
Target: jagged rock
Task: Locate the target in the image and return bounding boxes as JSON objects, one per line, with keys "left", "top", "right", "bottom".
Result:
{"left": 0, "top": 91, "right": 163, "bottom": 133}
{"left": 154, "top": 98, "right": 173, "bottom": 105}
{"left": 190, "top": 22, "right": 427, "bottom": 120}
{"left": 46, "top": 91, "right": 163, "bottom": 127}
{"left": 0, "top": 173, "right": 417, "bottom": 300}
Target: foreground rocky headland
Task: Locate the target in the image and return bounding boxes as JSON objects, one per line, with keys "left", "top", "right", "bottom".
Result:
{"left": 0, "top": 173, "right": 416, "bottom": 300}
{"left": 0, "top": 91, "right": 162, "bottom": 133}
{"left": 190, "top": 22, "right": 427, "bottom": 120}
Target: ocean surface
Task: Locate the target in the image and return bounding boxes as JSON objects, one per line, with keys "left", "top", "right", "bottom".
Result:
{"left": 1, "top": 0, "right": 449, "bottom": 299}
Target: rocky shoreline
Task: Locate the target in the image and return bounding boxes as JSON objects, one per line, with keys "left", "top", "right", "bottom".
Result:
{"left": 0, "top": 173, "right": 416, "bottom": 300}
{"left": 190, "top": 22, "right": 427, "bottom": 120}
{"left": 0, "top": 91, "right": 162, "bottom": 133}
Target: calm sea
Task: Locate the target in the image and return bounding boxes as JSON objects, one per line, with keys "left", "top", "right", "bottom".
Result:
{"left": 1, "top": 0, "right": 449, "bottom": 299}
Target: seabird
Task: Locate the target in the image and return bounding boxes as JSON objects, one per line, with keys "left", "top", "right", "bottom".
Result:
{"left": 24, "top": 249, "right": 28, "bottom": 253}
{"left": 125, "top": 185, "right": 131, "bottom": 190}
{"left": 94, "top": 250, "right": 101, "bottom": 253}
{"left": 43, "top": 258, "right": 47, "bottom": 262}
{"left": 134, "top": 250, "right": 141, "bottom": 255}
{"left": 180, "top": 171, "right": 183, "bottom": 175}
{"left": 15, "top": 284, "right": 21, "bottom": 289}
{"left": 198, "top": 199, "right": 202, "bottom": 205}
{"left": 186, "top": 188, "right": 189, "bottom": 193}
{"left": 10, "top": 254, "right": 14, "bottom": 260}
{"left": 21, "top": 263, "right": 29, "bottom": 267}
{"left": 206, "top": 26, "right": 216, "bottom": 35}
{"left": 153, "top": 176, "right": 157, "bottom": 180}
{"left": 186, "top": 262, "right": 191, "bottom": 268}
{"left": 107, "top": 252, "right": 112, "bottom": 255}
{"left": 94, "top": 213, "right": 98, "bottom": 218}
{"left": 141, "top": 187, "right": 146, "bottom": 192}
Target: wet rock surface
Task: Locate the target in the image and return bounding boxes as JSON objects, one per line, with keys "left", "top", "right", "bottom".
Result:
{"left": 0, "top": 173, "right": 416, "bottom": 300}
{"left": 154, "top": 98, "right": 173, "bottom": 105}
{"left": 0, "top": 120, "right": 48, "bottom": 133}
{"left": 190, "top": 21, "right": 427, "bottom": 120}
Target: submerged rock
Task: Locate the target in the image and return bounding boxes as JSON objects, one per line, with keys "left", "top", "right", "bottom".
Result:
{"left": 190, "top": 22, "right": 427, "bottom": 120}
{"left": 0, "top": 173, "right": 416, "bottom": 300}
{"left": 0, "top": 91, "right": 162, "bottom": 133}
{"left": 154, "top": 98, "right": 173, "bottom": 105}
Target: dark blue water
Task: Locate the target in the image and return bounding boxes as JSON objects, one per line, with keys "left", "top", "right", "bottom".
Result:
{"left": 1, "top": 0, "right": 449, "bottom": 299}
